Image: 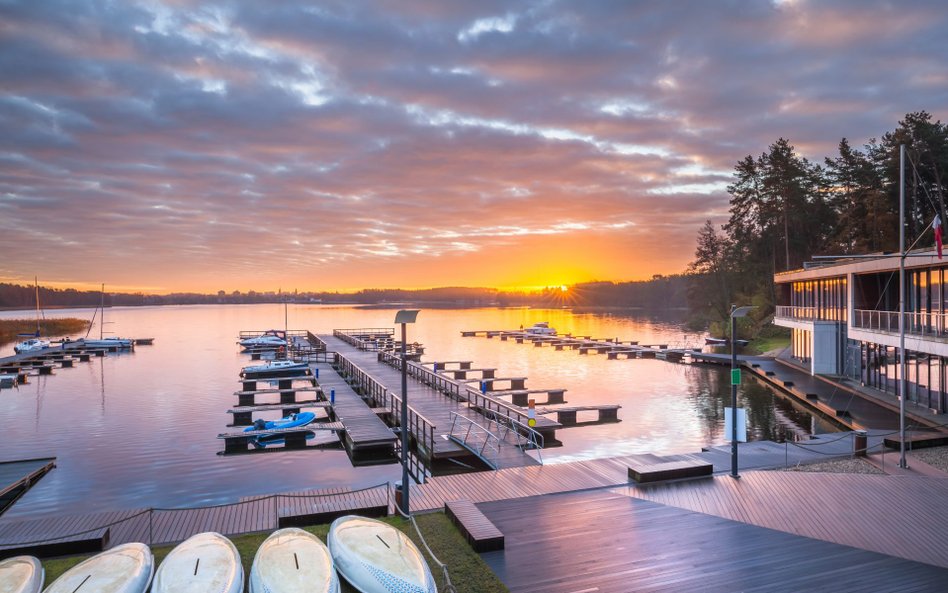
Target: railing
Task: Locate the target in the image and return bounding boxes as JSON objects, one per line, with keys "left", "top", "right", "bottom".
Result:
{"left": 238, "top": 329, "right": 309, "bottom": 340}
{"left": 331, "top": 352, "right": 435, "bottom": 481}
{"left": 377, "top": 350, "right": 546, "bottom": 453}
{"left": 378, "top": 351, "right": 464, "bottom": 401}
{"left": 852, "top": 309, "right": 948, "bottom": 336}
{"left": 333, "top": 328, "right": 423, "bottom": 355}
{"left": 775, "top": 305, "right": 816, "bottom": 320}
{"left": 448, "top": 411, "right": 543, "bottom": 469}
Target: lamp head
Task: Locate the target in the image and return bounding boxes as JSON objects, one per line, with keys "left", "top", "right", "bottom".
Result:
{"left": 731, "top": 305, "right": 756, "bottom": 318}
{"left": 394, "top": 309, "right": 420, "bottom": 324}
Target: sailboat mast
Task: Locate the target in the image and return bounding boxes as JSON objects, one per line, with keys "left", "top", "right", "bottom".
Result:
{"left": 100, "top": 283, "right": 105, "bottom": 340}
{"left": 34, "top": 277, "right": 40, "bottom": 336}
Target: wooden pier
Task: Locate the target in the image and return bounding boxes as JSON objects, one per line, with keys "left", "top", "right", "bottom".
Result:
{"left": 0, "top": 459, "right": 55, "bottom": 518}
{"left": 461, "top": 329, "right": 700, "bottom": 361}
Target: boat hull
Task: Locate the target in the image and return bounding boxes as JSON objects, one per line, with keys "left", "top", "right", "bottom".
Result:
{"left": 0, "top": 555, "right": 43, "bottom": 593}
{"left": 42, "top": 543, "right": 153, "bottom": 593}
{"left": 249, "top": 528, "right": 339, "bottom": 593}
{"left": 151, "top": 532, "right": 243, "bottom": 593}
{"left": 328, "top": 516, "right": 435, "bottom": 593}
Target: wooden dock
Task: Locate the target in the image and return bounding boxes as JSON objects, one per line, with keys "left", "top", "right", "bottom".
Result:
{"left": 0, "top": 459, "right": 55, "bottom": 518}
{"left": 461, "top": 329, "right": 700, "bottom": 360}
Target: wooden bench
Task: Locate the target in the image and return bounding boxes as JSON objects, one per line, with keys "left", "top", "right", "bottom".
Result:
{"left": 445, "top": 500, "right": 504, "bottom": 552}
{"left": 627, "top": 459, "right": 713, "bottom": 484}
{"left": 277, "top": 488, "right": 389, "bottom": 528}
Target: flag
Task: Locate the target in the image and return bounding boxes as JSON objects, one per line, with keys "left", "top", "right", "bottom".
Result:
{"left": 936, "top": 214, "right": 943, "bottom": 259}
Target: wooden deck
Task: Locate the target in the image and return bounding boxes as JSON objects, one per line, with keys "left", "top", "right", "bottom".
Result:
{"left": 479, "top": 489, "right": 948, "bottom": 593}
{"left": 0, "top": 459, "right": 55, "bottom": 517}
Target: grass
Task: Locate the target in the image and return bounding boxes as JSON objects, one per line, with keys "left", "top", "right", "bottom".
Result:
{"left": 0, "top": 318, "right": 90, "bottom": 347}
{"left": 746, "top": 335, "right": 790, "bottom": 355}
{"left": 40, "top": 512, "right": 509, "bottom": 593}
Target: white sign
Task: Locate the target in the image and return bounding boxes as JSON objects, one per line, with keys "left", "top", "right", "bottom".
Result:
{"left": 724, "top": 407, "right": 747, "bottom": 442}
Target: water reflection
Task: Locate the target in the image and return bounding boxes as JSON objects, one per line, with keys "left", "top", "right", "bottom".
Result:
{"left": 0, "top": 304, "right": 834, "bottom": 518}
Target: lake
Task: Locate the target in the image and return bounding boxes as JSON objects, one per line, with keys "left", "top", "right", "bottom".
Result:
{"left": 0, "top": 304, "right": 833, "bottom": 519}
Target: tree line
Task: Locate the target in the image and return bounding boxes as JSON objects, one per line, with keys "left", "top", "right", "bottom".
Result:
{"left": 688, "top": 111, "right": 948, "bottom": 334}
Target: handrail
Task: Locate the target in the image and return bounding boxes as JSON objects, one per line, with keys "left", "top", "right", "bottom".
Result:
{"left": 852, "top": 308, "right": 948, "bottom": 336}
{"left": 331, "top": 352, "right": 435, "bottom": 481}
{"left": 448, "top": 411, "right": 543, "bottom": 468}
{"left": 378, "top": 350, "right": 545, "bottom": 453}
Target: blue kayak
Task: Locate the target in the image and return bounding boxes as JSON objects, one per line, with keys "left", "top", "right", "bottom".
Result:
{"left": 244, "top": 412, "right": 317, "bottom": 448}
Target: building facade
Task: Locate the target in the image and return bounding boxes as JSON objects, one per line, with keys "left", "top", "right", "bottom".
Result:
{"left": 774, "top": 249, "right": 948, "bottom": 414}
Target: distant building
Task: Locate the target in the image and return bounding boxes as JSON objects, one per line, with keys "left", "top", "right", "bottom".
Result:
{"left": 773, "top": 248, "right": 947, "bottom": 414}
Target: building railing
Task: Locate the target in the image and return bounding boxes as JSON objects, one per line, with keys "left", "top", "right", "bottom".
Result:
{"left": 774, "top": 305, "right": 847, "bottom": 322}
{"left": 852, "top": 309, "right": 948, "bottom": 336}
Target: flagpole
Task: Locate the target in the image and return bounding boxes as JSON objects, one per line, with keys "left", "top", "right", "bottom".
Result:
{"left": 899, "top": 143, "right": 908, "bottom": 469}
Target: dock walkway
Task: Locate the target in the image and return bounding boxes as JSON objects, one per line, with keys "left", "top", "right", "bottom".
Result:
{"left": 0, "top": 459, "right": 55, "bottom": 518}
{"left": 321, "top": 334, "right": 543, "bottom": 470}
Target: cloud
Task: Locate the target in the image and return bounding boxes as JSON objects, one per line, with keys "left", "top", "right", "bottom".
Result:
{"left": 0, "top": 0, "right": 946, "bottom": 291}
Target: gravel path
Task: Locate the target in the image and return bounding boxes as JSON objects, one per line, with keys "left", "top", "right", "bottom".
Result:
{"left": 910, "top": 445, "right": 948, "bottom": 473}
{"left": 784, "top": 458, "right": 885, "bottom": 475}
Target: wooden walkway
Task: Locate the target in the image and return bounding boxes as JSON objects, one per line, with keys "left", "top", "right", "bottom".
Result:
{"left": 321, "top": 334, "right": 543, "bottom": 468}
{"left": 0, "top": 459, "right": 55, "bottom": 517}
{"left": 479, "top": 489, "right": 948, "bottom": 593}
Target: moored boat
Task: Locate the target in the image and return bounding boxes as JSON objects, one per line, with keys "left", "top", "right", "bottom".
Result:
{"left": 523, "top": 322, "right": 556, "bottom": 336}
{"left": 42, "top": 542, "right": 153, "bottom": 593}
{"left": 13, "top": 338, "right": 49, "bottom": 354}
{"left": 249, "top": 528, "right": 339, "bottom": 593}
{"left": 0, "top": 555, "right": 43, "bottom": 593}
{"left": 240, "top": 359, "right": 310, "bottom": 378}
{"left": 244, "top": 412, "right": 317, "bottom": 448}
{"left": 151, "top": 532, "right": 242, "bottom": 593}
{"left": 328, "top": 515, "right": 436, "bottom": 593}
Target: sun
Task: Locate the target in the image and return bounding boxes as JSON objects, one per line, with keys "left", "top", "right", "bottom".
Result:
{"left": 559, "top": 285, "right": 568, "bottom": 292}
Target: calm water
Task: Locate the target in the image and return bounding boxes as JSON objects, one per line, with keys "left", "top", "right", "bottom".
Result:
{"left": 1, "top": 304, "right": 832, "bottom": 519}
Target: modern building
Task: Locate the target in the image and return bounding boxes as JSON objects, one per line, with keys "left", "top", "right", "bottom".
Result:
{"left": 773, "top": 247, "right": 947, "bottom": 415}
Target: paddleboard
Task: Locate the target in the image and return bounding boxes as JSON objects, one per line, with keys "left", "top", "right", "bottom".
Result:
{"left": 328, "top": 516, "right": 436, "bottom": 593}
{"left": 42, "top": 542, "right": 153, "bottom": 593}
{"left": 151, "top": 531, "right": 243, "bottom": 593}
{"left": 0, "top": 556, "right": 43, "bottom": 593}
{"left": 249, "top": 528, "right": 339, "bottom": 593}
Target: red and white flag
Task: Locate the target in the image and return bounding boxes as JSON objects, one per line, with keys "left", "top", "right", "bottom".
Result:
{"left": 936, "top": 214, "right": 943, "bottom": 259}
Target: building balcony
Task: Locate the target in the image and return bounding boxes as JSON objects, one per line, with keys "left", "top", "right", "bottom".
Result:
{"left": 852, "top": 309, "right": 948, "bottom": 337}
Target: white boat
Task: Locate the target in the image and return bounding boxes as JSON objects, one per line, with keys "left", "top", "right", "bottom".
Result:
{"left": 13, "top": 278, "right": 50, "bottom": 355}
{"left": 240, "top": 335, "right": 287, "bottom": 349}
{"left": 328, "top": 516, "right": 436, "bottom": 593}
{"left": 0, "top": 555, "right": 43, "bottom": 593}
{"left": 250, "top": 528, "right": 339, "bottom": 593}
{"left": 13, "top": 338, "right": 50, "bottom": 354}
{"left": 240, "top": 359, "right": 310, "bottom": 378}
{"left": 151, "top": 532, "right": 243, "bottom": 593}
{"left": 78, "top": 337, "right": 134, "bottom": 349}
{"left": 524, "top": 322, "right": 556, "bottom": 336}
{"left": 42, "top": 542, "right": 153, "bottom": 593}
{"left": 0, "top": 373, "right": 19, "bottom": 388}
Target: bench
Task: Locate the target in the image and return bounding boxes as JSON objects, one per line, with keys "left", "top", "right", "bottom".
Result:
{"left": 277, "top": 488, "right": 389, "bottom": 528}
{"left": 627, "top": 459, "right": 713, "bottom": 483}
{"left": 445, "top": 500, "right": 504, "bottom": 552}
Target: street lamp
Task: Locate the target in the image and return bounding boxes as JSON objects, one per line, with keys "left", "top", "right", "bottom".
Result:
{"left": 730, "top": 305, "right": 755, "bottom": 478}
{"left": 394, "top": 309, "right": 419, "bottom": 516}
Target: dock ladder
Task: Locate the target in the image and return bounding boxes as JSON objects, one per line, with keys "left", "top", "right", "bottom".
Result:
{"left": 447, "top": 411, "right": 543, "bottom": 469}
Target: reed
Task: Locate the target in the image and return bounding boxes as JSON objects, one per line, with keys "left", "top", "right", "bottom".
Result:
{"left": 0, "top": 318, "right": 90, "bottom": 346}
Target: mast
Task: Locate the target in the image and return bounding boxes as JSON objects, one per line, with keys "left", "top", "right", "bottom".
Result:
{"left": 100, "top": 283, "right": 105, "bottom": 340}
{"left": 899, "top": 144, "right": 907, "bottom": 469}
{"left": 33, "top": 276, "right": 40, "bottom": 337}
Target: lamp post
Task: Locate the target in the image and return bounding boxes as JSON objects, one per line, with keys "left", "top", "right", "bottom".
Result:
{"left": 394, "top": 309, "right": 419, "bottom": 516}
{"left": 730, "top": 305, "right": 755, "bottom": 478}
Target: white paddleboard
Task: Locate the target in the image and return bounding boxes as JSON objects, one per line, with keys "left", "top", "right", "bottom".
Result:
{"left": 151, "top": 532, "right": 243, "bottom": 593}
{"left": 250, "top": 528, "right": 339, "bottom": 593}
{"left": 42, "top": 542, "right": 153, "bottom": 593}
{"left": 328, "top": 516, "right": 435, "bottom": 593}
{"left": 0, "top": 556, "right": 43, "bottom": 593}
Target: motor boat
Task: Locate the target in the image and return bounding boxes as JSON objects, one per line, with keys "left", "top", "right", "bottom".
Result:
{"left": 706, "top": 337, "right": 749, "bottom": 347}
{"left": 239, "top": 334, "right": 287, "bottom": 349}
{"left": 244, "top": 412, "right": 317, "bottom": 448}
{"left": 79, "top": 337, "right": 134, "bottom": 349}
{"left": 524, "top": 322, "right": 557, "bottom": 336}
{"left": 240, "top": 359, "right": 310, "bottom": 378}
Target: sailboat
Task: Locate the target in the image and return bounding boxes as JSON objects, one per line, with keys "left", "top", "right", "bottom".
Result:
{"left": 13, "top": 278, "right": 51, "bottom": 354}
{"left": 78, "top": 284, "right": 133, "bottom": 349}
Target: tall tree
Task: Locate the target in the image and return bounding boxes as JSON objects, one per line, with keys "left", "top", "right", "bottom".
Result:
{"left": 824, "top": 138, "right": 895, "bottom": 253}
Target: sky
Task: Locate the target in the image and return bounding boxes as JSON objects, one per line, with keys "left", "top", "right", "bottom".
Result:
{"left": 2, "top": 0, "right": 947, "bottom": 294}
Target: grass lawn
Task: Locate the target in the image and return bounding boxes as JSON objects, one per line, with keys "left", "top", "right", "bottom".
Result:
{"left": 746, "top": 335, "right": 790, "bottom": 355}
{"left": 40, "top": 512, "right": 509, "bottom": 593}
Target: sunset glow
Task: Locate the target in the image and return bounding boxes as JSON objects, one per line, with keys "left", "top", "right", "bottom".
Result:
{"left": 1, "top": 1, "right": 946, "bottom": 293}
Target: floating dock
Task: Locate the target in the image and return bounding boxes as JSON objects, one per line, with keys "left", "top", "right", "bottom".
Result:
{"left": 0, "top": 458, "right": 55, "bottom": 518}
